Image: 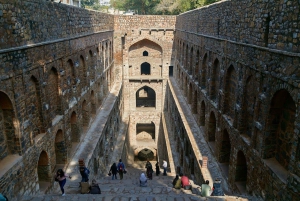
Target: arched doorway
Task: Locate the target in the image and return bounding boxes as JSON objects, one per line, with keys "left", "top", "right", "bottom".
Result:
{"left": 264, "top": 89, "right": 296, "bottom": 169}
{"left": 219, "top": 129, "right": 231, "bottom": 177}
{"left": 0, "top": 91, "right": 20, "bottom": 160}
{"left": 37, "top": 151, "right": 51, "bottom": 193}
{"left": 224, "top": 65, "right": 237, "bottom": 121}
{"left": 82, "top": 100, "right": 89, "bottom": 128}
{"left": 136, "top": 86, "right": 156, "bottom": 108}
{"left": 55, "top": 130, "right": 67, "bottom": 166}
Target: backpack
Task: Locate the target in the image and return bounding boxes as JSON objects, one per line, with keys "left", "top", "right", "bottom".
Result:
{"left": 119, "top": 163, "right": 123, "bottom": 171}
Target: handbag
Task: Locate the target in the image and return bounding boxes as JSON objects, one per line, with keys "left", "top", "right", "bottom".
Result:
{"left": 108, "top": 172, "right": 112, "bottom": 176}
{"left": 123, "top": 170, "right": 127, "bottom": 174}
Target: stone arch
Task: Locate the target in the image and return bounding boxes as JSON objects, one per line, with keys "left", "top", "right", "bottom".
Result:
{"left": 263, "top": 89, "right": 295, "bottom": 169}
{"left": 89, "top": 50, "right": 95, "bottom": 77}
{"left": 91, "top": 90, "right": 96, "bottom": 115}
{"left": 136, "top": 122, "right": 155, "bottom": 140}
{"left": 219, "top": 129, "right": 231, "bottom": 163}
{"left": 136, "top": 86, "right": 156, "bottom": 108}
{"left": 134, "top": 147, "right": 157, "bottom": 161}
{"left": 105, "top": 42, "right": 109, "bottom": 68}
{"left": 82, "top": 100, "right": 89, "bottom": 128}
{"left": 208, "top": 111, "right": 216, "bottom": 142}
{"left": 224, "top": 65, "right": 237, "bottom": 120}
{"left": 55, "top": 129, "right": 66, "bottom": 165}
{"left": 235, "top": 150, "right": 247, "bottom": 182}
{"left": 210, "top": 58, "right": 220, "bottom": 101}
{"left": 30, "top": 75, "right": 45, "bottom": 136}
{"left": 200, "top": 101, "right": 206, "bottom": 126}
{"left": 181, "top": 42, "right": 184, "bottom": 65}
{"left": 0, "top": 91, "right": 20, "bottom": 160}
{"left": 185, "top": 44, "right": 189, "bottom": 70}
{"left": 192, "top": 89, "right": 197, "bottom": 114}
{"left": 243, "top": 75, "right": 256, "bottom": 137}
{"left": 37, "top": 151, "right": 51, "bottom": 185}
{"left": 189, "top": 46, "right": 193, "bottom": 74}
{"left": 102, "top": 43, "right": 105, "bottom": 68}
{"left": 141, "top": 62, "right": 151, "bottom": 75}
{"left": 143, "top": 51, "right": 148, "bottom": 56}
{"left": 128, "top": 38, "right": 162, "bottom": 77}
{"left": 195, "top": 49, "right": 200, "bottom": 80}
{"left": 48, "top": 67, "right": 60, "bottom": 117}
{"left": 70, "top": 111, "right": 79, "bottom": 142}
{"left": 67, "top": 59, "right": 76, "bottom": 86}
{"left": 79, "top": 55, "right": 87, "bottom": 88}
{"left": 201, "top": 53, "right": 207, "bottom": 89}
{"left": 188, "top": 82, "right": 192, "bottom": 104}
{"left": 128, "top": 37, "right": 163, "bottom": 53}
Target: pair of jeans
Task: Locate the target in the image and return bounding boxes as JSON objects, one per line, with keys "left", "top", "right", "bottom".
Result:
{"left": 59, "top": 179, "right": 66, "bottom": 194}
{"left": 112, "top": 173, "right": 117, "bottom": 180}
{"left": 163, "top": 167, "right": 167, "bottom": 175}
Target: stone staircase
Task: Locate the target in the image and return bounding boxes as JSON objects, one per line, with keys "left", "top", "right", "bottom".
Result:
{"left": 20, "top": 165, "right": 257, "bottom": 201}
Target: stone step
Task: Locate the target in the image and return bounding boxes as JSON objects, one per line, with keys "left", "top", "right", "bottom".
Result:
{"left": 20, "top": 194, "right": 252, "bottom": 201}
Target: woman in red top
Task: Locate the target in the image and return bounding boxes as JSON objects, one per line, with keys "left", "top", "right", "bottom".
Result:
{"left": 180, "top": 173, "right": 190, "bottom": 189}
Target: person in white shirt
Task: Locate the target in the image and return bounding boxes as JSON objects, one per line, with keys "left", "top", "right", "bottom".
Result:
{"left": 163, "top": 160, "right": 167, "bottom": 176}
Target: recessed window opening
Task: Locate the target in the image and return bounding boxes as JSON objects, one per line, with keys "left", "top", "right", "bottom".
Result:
{"left": 143, "top": 51, "right": 148, "bottom": 56}
{"left": 141, "top": 62, "right": 150, "bottom": 75}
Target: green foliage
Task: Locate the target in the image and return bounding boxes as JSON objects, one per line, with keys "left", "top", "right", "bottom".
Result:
{"left": 81, "top": 0, "right": 98, "bottom": 8}
{"left": 110, "top": 0, "right": 222, "bottom": 15}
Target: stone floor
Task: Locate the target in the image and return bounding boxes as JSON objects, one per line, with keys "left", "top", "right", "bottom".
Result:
{"left": 20, "top": 165, "right": 257, "bottom": 201}
{"left": 18, "top": 80, "right": 262, "bottom": 201}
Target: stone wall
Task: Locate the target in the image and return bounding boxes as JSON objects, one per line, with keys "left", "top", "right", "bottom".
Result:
{"left": 0, "top": 0, "right": 114, "bottom": 50}
{"left": 0, "top": 1, "right": 116, "bottom": 200}
{"left": 176, "top": 0, "right": 300, "bottom": 53}
{"left": 174, "top": 0, "right": 300, "bottom": 200}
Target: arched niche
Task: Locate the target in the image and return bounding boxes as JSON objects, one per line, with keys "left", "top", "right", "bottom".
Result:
{"left": 37, "top": 150, "right": 51, "bottom": 192}
{"left": 136, "top": 86, "right": 156, "bottom": 108}
{"left": 128, "top": 39, "right": 162, "bottom": 77}
{"left": 55, "top": 129, "right": 66, "bottom": 165}
{"left": 136, "top": 122, "right": 155, "bottom": 140}
{"left": 0, "top": 91, "right": 20, "bottom": 160}
{"left": 264, "top": 89, "right": 296, "bottom": 170}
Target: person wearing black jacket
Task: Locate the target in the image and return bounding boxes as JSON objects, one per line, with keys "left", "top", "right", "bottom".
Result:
{"left": 110, "top": 163, "right": 118, "bottom": 180}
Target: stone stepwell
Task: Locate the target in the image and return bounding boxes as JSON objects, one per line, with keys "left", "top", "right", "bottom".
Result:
{"left": 20, "top": 164, "right": 258, "bottom": 201}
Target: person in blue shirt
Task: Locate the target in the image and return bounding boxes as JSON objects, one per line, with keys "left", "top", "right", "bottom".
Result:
{"left": 117, "top": 159, "right": 126, "bottom": 180}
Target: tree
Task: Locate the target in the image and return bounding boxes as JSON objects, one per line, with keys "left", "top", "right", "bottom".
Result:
{"left": 111, "top": 0, "right": 222, "bottom": 15}
{"left": 110, "top": 0, "right": 160, "bottom": 14}
{"left": 81, "top": 0, "right": 98, "bottom": 8}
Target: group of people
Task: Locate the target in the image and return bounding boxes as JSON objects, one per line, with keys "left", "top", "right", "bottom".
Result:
{"left": 172, "top": 174, "right": 213, "bottom": 197}
{"left": 172, "top": 173, "right": 191, "bottom": 190}
{"left": 54, "top": 165, "right": 101, "bottom": 196}
{"left": 109, "top": 159, "right": 126, "bottom": 180}
{"left": 139, "top": 160, "right": 168, "bottom": 187}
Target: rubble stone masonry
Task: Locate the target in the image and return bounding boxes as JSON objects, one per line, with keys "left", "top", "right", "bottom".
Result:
{"left": 0, "top": 0, "right": 299, "bottom": 200}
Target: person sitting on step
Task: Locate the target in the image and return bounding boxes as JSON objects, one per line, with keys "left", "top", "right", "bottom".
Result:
{"left": 140, "top": 173, "right": 148, "bottom": 187}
